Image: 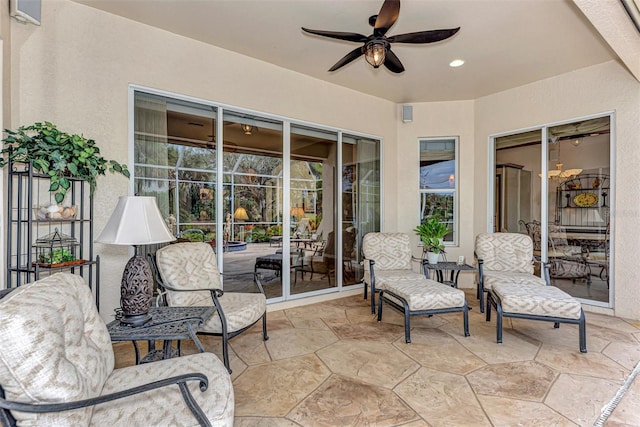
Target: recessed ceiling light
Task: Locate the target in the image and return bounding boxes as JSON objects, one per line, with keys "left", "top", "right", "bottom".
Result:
{"left": 449, "top": 59, "right": 465, "bottom": 67}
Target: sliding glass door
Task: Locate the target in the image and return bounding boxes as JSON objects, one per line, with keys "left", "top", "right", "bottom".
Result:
{"left": 133, "top": 89, "right": 381, "bottom": 303}
{"left": 492, "top": 114, "right": 613, "bottom": 306}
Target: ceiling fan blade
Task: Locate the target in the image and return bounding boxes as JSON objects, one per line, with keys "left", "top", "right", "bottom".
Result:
{"left": 328, "top": 47, "right": 364, "bottom": 72}
{"left": 374, "top": 0, "right": 400, "bottom": 36}
{"left": 302, "top": 27, "right": 368, "bottom": 43}
{"left": 383, "top": 49, "right": 405, "bottom": 73}
{"left": 387, "top": 27, "right": 460, "bottom": 44}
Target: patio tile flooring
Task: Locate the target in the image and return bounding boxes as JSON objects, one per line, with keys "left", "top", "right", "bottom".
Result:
{"left": 113, "top": 290, "right": 640, "bottom": 426}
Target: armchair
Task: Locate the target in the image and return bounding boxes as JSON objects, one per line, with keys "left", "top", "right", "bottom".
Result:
{"left": 153, "top": 242, "right": 268, "bottom": 374}
{"left": 0, "top": 273, "right": 233, "bottom": 427}
{"left": 475, "top": 232, "right": 549, "bottom": 313}
{"left": 362, "top": 232, "right": 423, "bottom": 314}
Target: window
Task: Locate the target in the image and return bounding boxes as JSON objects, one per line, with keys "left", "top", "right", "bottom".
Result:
{"left": 419, "top": 137, "right": 458, "bottom": 244}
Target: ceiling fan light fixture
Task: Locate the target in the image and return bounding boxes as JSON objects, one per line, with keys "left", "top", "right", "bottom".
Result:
{"left": 571, "top": 138, "right": 582, "bottom": 147}
{"left": 364, "top": 40, "right": 387, "bottom": 68}
{"left": 241, "top": 123, "right": 255, "bottom": 135}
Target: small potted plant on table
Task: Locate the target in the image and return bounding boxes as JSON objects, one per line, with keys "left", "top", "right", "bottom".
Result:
{"left": 414, "top": 215, "right": 450, "bottom": 264}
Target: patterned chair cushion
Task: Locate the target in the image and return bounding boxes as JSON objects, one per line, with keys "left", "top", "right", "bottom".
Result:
{"left": 363, "top": 268, "right": 424, "bottom": 290}
{"left": 482, "top": 270, "right": 547, "bottom": 291}
{"left": 0, "top": 273, "right": 114, "bottom": 426}
{"left": 492, "top": 283, "right": 583, "bottom": 319}
{"left": 362, "top": 233, "right": 413, "bottom": 272}
{"left": 156, "top": 242, "right": 266, "bottom": 334}
{"left": 157, "top": 242, "right": 222, "bottom": 296}
{"left": 383, "top": 277, "right": 466, "bottom": 311}
{"left": 475, "top": 233, "right": 535, "bottom": 274}
{"left": 92, "top": 352, "right": 234, "bottom": 427}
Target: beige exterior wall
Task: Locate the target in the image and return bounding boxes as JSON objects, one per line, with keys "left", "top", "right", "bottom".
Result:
{"left": 8, "top": 0, "right": 397, "bottom": 319}
{"left": 474, "top": 60, "right": 640, "bottom": 319}
{"left": 395, "top": 101, "right": 476, "bottom": 287}
{"left": 5, "top": 0, "right": 640, "bottom": 321}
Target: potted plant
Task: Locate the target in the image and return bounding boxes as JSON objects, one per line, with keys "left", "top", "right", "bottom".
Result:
{"left": 0, "top": 121, "right": 130, "bottom": 203}
{"left": 414, "top": 215, "right": 450, "bottom": 264}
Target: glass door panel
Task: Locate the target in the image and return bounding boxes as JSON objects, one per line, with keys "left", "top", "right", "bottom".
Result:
{"left": 221, "top": 112, "right": 284, "bottom": 299}
{"left": 290, "top": 124, "right": 338, "bottom": 295}
{"left": 547, "top": 117, "right": 611, "bottom": 303}
{"left": 133, "top": 93, "right": 218, "bottom": 262}
{"left": 342, "top": 134, "right": 381, "bottom": 285}
{"left": 493, "top": 115, "right": 612, "bottom": 305}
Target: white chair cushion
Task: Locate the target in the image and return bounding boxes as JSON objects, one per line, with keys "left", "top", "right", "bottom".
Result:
{"left": 157, "top": 242, "right": 222, "bottom": 298}
{"left": 383, "top": 278, "right": 466, "bottom": 311}
{"left": 363, "top": 268, "right": 424, "bottom": 289}
{"left": 492, "top": 283, "right": 583, "bottom": 320}
{"left": 92, "top": 352, "right": 234, "bottom": 427}
{"left": 362, "top": 233, "right": 412, "bottom": 271}
{"left": 201, "top": 292, "right": 266, "bottom": 334}
{"left": 475, "top": 233, "right": 535, "bottom": 274}
{"left": 482, "top": 270, "right": 547, "bottom": 291}
{"left": 156, "top": 242, "right": 266, "bottom": 334}
{"left": 0, "top": 273, "right": 114, "bottom": 426}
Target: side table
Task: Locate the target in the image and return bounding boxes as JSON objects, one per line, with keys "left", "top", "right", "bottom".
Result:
{"left": 107, "top": 306, "right": 216, "bottom": 365}
{"left": 423, "top": 261, "right": 477, "bottom": 288}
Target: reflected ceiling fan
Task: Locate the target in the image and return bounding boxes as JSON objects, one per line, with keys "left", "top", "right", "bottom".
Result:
{"left": 301, "top": 0, "right": 460, "bottom": 73}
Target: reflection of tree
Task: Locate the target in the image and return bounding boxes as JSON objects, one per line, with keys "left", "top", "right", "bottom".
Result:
{"left": 226, "top": 154, "right": 282, "bottom": 223}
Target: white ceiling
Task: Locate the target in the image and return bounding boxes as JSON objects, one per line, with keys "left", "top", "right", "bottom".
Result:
{"left": 74, "top": 0, "right": 618, "bottom": 103}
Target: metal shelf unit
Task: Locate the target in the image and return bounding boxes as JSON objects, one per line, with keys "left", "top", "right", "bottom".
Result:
{"left": 6, "top": 160, "right": 100, "bottom": 309}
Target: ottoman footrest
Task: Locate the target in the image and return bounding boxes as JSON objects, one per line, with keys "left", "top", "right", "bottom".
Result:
{"left": 377, "top": 277, "right": 469, "bottom": 343}
{"left": 486, "top": 283, "right": 586, "bottom": 353}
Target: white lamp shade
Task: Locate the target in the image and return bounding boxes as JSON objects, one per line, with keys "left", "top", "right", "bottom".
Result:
{"left": 96, "top": 196, "right": 176, "bottom": 245}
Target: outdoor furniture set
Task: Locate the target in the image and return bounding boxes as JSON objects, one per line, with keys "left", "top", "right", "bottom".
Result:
{"left": 363, "top": 231, "right": 587, "bottom": 353}
{"left": 0, "top": 233, "right": 587, "bottom": 425}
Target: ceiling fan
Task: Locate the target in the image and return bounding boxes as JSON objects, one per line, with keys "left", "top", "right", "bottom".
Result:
{"left": 301, "top": 0, "right": 459, "bottom": 73}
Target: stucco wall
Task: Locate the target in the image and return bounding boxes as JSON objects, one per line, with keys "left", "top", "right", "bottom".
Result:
{"left": 7, "top": 1, "right": 640, "bottom": 322}
{"left": 9, "top": 0, "right": 397, "bottom": 319}
{"left": 474, "top": 60, "right": 640, "bottom": 319}
{"left": 395, "top": 101, "right": 476, "bottom": 287}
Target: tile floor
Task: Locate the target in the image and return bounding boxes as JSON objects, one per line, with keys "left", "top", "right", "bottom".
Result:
{"left": 113, "top": 290, "right": 640, "bottom": 426}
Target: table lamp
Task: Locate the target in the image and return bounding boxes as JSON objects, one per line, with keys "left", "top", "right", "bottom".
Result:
{"left": 97, "top": 196, "right": 175, "bottom": 326}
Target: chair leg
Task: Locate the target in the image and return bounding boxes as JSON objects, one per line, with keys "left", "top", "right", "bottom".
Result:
{"left": 554, "top": 322, "right": 560, "bottom": 329}
{"left": 579, "top": 310, "right": 587, "bottom": 353}
{"left": 496, "top": 301, "right": 503, "bottom": 344}
{"left": 370, "top": 281, "right": 376, "bottom": 314}
{"left": 377, "top": 291, "right": 384, "bottom": 322}
{"left": 463, "top": 303, "right": 470, "bottom": 337}
{"left": 403, "top": 301, "right": 411, "bottom": 344}
{"left": 262, "top": 312, "right": 269, "bottom": 341}
{"left": 221, "top": 332, "right": 232, "bottom": 374}
{"left": 485, "top": 292, "right": 492, "bottom": 322}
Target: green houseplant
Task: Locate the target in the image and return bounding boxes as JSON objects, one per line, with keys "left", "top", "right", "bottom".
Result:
{"left": 414, "top": 215, "right": 450, "bottom": 263}
{"left": 0, "top": 122, "right": 130, "bottom": 203}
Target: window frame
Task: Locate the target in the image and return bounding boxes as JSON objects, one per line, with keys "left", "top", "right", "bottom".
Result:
{"left": 418, "top": 136, "right": 459, "bottom": 246}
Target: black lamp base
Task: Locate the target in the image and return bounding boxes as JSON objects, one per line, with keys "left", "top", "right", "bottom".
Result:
{"left": 119, "top": 312, "right": 152, "bottom": 327}
{"left": 120, "top": 250, "right": 154, "bottom": 327}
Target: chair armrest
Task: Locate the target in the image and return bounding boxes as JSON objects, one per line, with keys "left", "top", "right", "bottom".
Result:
{"left": 0, "top": 374, "right": 213, "bottom": 427}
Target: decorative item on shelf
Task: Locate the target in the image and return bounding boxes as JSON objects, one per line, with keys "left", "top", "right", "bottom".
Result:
{"left": 34, "top": 228, "right": 84, "bottom": 268}
{"left": 0, "top": 121, "right": 130, "bottom": 203}
{"left": 96, "top": 196, "right": 175, "bottom": 327}
{"left": 414, "top": 215, "right": 450, "bottom": 264}
{"left": 573, "top": 192, "right": 599, "bottom": 208}
{"left": 34, "top": 203, "right": 77, "bottom": 220}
